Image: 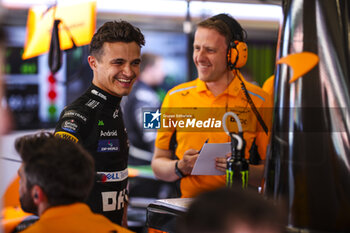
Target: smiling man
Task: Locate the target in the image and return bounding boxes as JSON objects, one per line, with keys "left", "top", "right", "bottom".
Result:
{"left": 54, "top": 20, "right": 145, "bottom": 226}
{"left": 151, "top": 14, "right": 271, "bottom": 198}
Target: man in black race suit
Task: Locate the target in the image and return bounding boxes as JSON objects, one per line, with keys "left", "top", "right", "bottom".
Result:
{"left": 54, "top": 20, "right": 145, "bottom": 226}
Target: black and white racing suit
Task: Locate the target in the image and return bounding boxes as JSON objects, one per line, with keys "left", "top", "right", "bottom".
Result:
{"left": 54, "top": 84, "right": 128, "bottom": 225}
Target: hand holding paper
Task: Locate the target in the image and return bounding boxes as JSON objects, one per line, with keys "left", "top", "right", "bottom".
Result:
{"left": 181, "top": 149, "right": 200, "bottom": 175}
{"left": 191, "top": 142, "right": 231, "bottom": 175}
{"left": 215, "top": 154, "right": 231, "bottom": 172}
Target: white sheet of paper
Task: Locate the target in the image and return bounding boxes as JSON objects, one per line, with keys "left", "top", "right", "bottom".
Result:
{"left": 191, "top": 142, "right": 231, "bottom": 175}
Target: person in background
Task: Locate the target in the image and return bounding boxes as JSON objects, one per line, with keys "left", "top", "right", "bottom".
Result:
{"left": 177, "top": 187, "right": 285, "bottom": 233}
{"left": 16, "top": 132, "right": 134, "bottom": 233}
{"left": 54, "top": 20, "right": 145, "bottom": 225}
{"left": 122, "top": 53, "right": 165, "bottom": 165}
{"left": 151, "top": 13, "right": 272, "bottom": 198}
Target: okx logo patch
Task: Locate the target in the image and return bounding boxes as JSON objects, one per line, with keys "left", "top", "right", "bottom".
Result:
{"left": 143, "top": 109, "right": 161, "bottom": 129}
{"left": 97, "top": 139, "right": 120, "bottom": 152}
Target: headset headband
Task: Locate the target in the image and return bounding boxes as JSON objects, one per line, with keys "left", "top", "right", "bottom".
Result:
{"left": 211, "top": 14, "right": 245, "bottom": 42}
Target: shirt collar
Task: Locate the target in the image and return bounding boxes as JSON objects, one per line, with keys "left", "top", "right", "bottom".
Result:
{"left": 41, "top": 203, "right": 90, "bottom": 220}
{"left": 196, "top": 78, "right": 208, "bottom": 93}
{"left": 195, "top": 73, "right": 242, "bottom": 97}
{"left": 89, "top": 84, "right": 122, "bottom": 106}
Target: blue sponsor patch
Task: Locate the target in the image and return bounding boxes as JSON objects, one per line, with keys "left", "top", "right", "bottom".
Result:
{"left": 61, "top": 119, "right": 78, "bottom": 133}
{"left": 97, "top": 139, "right": 120, "bottom": 152}
{"left": 62, "top": 127, "right": 76, "bottom": 133}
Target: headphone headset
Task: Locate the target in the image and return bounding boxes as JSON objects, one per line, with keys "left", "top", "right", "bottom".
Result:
{"left": 211, "top": 14, "right": 268, "bottom": 135}
{"left": 212, "top": 14, "right": 248, "bottom": 70}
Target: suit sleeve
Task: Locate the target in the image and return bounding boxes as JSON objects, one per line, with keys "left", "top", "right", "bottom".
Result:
{"left": 54, "top": 109, "right": 88, "bottom": 143}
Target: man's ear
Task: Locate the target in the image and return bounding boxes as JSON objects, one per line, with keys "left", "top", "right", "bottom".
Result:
{"left": 31, "top": 185, "right": 45, "bottom": 204}
{"left": 88, "top": 55, "right": 97, "bottom": 70}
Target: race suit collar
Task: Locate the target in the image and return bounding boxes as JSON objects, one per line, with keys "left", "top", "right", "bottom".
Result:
{"left": 89, "top": 84, "right": 122, "bottom": 106}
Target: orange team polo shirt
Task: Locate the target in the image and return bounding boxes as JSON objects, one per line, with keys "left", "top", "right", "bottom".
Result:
{"left": 155, "top": 73, "right": 272, "bottom": 198}
{"left": 20, "top": 203, "right": 134, "bottom": 233}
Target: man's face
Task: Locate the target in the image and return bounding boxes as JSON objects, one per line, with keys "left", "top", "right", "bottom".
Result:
{"left": 18, "top": 164, "right": 37, "bottom": 214}
{"left": 193, "top": 27, "right": 229, "bottom": 83}
{"left": 89, "top": 42, "right": 141, "bottom": 97}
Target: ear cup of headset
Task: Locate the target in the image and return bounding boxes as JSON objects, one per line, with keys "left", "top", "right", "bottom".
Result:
{"left": 228, "top": 40, "right": 248, "bottom": 68}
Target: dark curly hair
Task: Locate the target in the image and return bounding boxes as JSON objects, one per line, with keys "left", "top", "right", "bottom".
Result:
{"left": 16, "top": 132, "right": 95, "bottom": 207}
{"left": 89, "top": 20, "right": 145, "bottom": 60}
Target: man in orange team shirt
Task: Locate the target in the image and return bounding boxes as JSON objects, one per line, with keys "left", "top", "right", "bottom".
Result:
{"left": 151, "top": 14, "right": 271, "bottom": 198}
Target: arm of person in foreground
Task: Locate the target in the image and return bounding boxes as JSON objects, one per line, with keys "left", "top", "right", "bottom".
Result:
{"left": 151, "top": 147, "right": 199, "bottom": 182}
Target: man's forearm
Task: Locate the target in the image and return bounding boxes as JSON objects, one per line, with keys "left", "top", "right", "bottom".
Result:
{"left": 151, "top": 156, "right": 179, "bottom": 182}
{"left": 152, "top": 147, "right": 180, "bottom": 182}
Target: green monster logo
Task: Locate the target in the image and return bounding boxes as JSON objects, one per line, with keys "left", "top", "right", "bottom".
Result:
{"left": 98, "top": 120, "right": 104, "bottom": 126}
{"left": 240, "top": 170, "right": 249, "bottom": 189}
{"left": 226, "top": 170, "right": 234, "bottom": 187}
{"left": 226, "top": 170, "right": 249, "bottom": 189}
